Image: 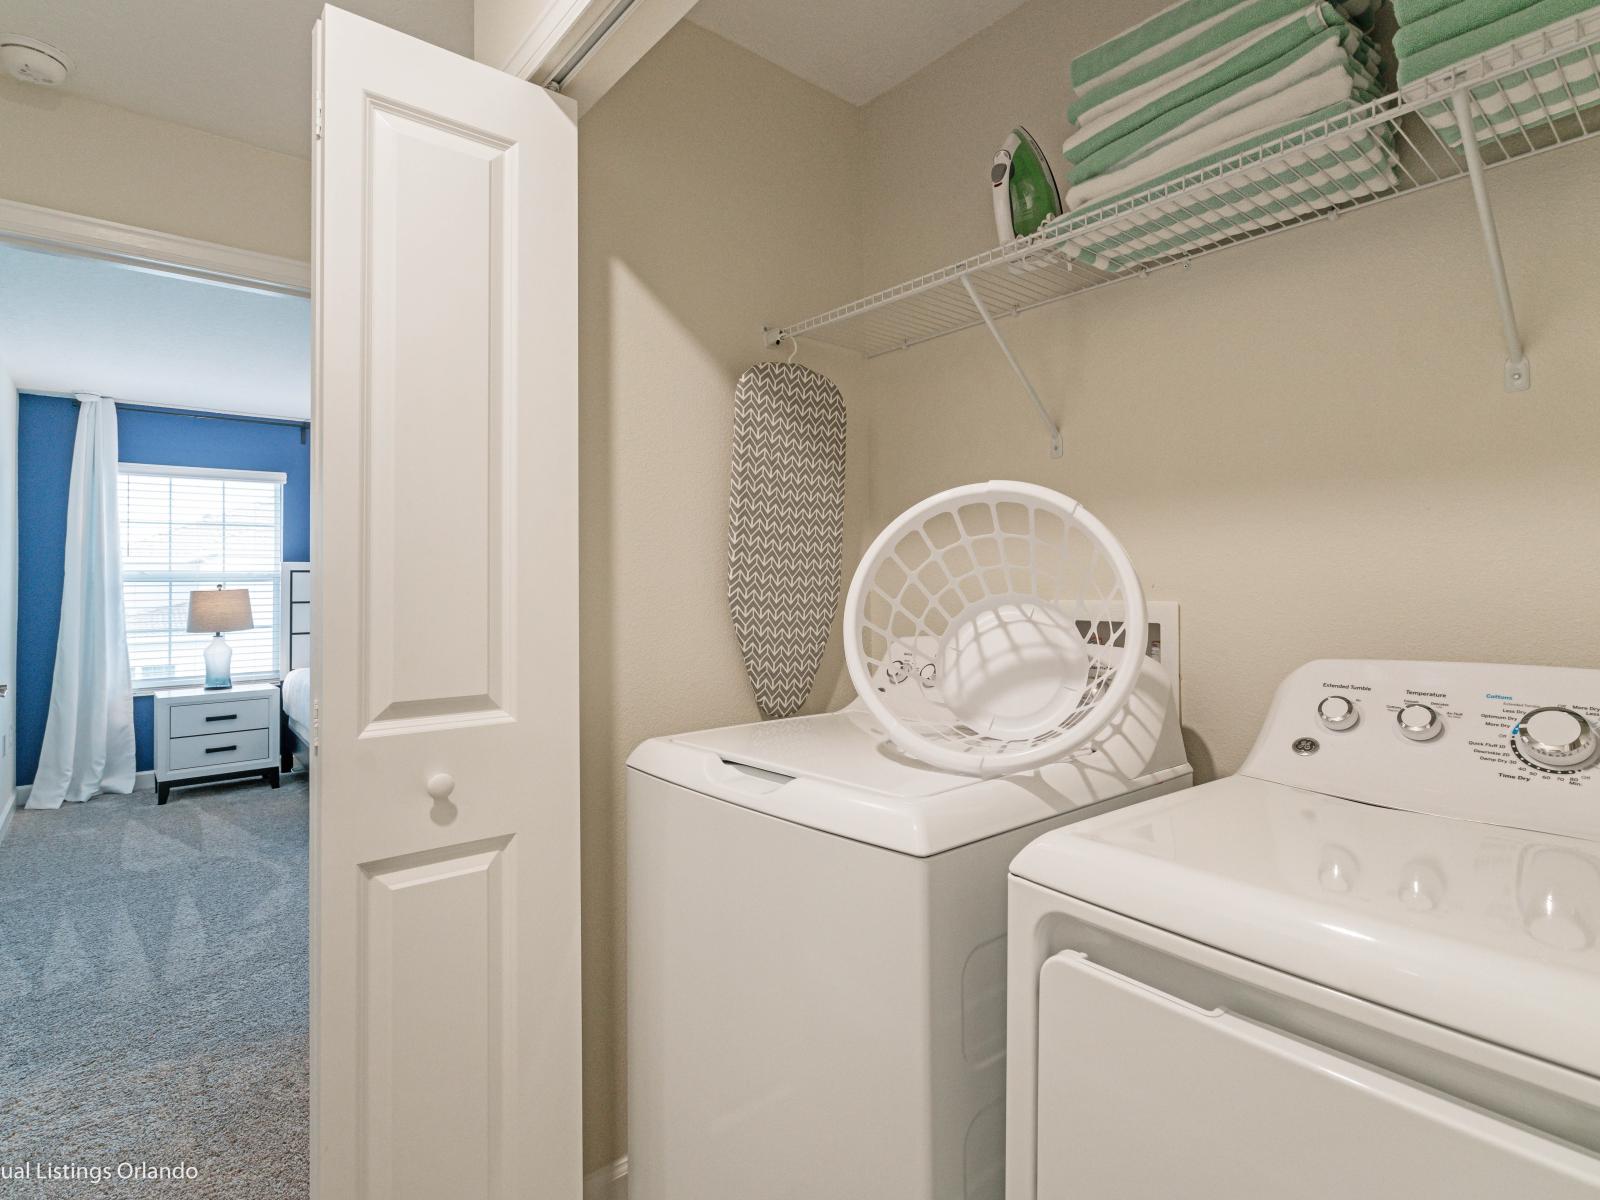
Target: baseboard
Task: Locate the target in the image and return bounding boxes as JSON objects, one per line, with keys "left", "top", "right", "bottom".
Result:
{"left": 585, "top": 1156, "right": 628, "bottom": 1200}
{"left": 0, "top": 787, "right": 13, "bottom": 847}
{"left": 14, "top": 769, "right": 157, "bottom": 809}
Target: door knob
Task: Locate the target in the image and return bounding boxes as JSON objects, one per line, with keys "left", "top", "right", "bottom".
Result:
{"left": 426, "top": 773, "right": 456, "bottom": 802}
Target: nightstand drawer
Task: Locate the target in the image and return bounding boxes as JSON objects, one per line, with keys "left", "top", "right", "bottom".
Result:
{"left": 169, "top": 728, "right": 271, "bottom": 770}
{"left": 170, "top": 697, "right": 274, "bottom": 737}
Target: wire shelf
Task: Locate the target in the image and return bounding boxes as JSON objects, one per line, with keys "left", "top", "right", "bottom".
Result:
{"left": 767, "top": 11, "right": 1600, "bottom": 360}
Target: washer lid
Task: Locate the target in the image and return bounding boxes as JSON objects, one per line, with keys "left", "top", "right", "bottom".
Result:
{"left": 673, "top": 708, "right": 973, "bottom": 799}
{"left": 1010, "top": 776, "right": 1600, "bottom": 1077}
{"left": 627, "top": 661, "right": 1188, "bottom": 856}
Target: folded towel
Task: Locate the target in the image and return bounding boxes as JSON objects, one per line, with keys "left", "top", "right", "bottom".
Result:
{"left": 1068, "top": 63, "right": 1379, "bottom": 209}
{"left": 1057, "top": 107, "right": 1396, "bottom": 270}
{"left": 1070, "top": 0, "right": 1377, "bottom": 91}
{"left": 1068, "top": 36, "right": 1378, "bottom": 187}
{"left": 1070, "top": 0, "right": 1356, "bottom": 125}
{"left": 1069, "top": 138, "right": 1396, "bottom": 270}
{"left": 1065, "top": 10, "right": 1362, "bottom": 163}
{"left": 1394, "top": 0, "right": 1546, "bottom": 56}
{"left": 1397, "top": 0, "right": 1600, "bottom": 81}
{"left": 1394, "top": 0, "right": 1463, "bottom": 22}
{"left": 1414, "top": 41, "right": 1600, "bottom": 142}
{"left": 1066, "top": 26, "right": 1378, "bottom": 180}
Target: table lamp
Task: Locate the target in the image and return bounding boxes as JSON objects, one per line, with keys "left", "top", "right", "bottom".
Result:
{"left": 187, "top": 586, "right": 255, "bottom": 689}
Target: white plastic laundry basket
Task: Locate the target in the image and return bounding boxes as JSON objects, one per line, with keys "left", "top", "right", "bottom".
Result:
{"left": 845, "top": 482, "right": 1146, "bottom": 776}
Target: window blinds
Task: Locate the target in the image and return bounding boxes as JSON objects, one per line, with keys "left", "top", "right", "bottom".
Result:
{"left": 117, "top": 466, "right": 285, "bottom": 689}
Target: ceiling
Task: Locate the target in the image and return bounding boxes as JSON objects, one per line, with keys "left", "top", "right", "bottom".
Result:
{"left": 689, "top": 0, "right": 1033, "bottom": 106}
{"left": 0, "top": 243, "right": 310, "bottom": 420}
{"left": 0, "top": 0, "right": 472, "bottom": 157}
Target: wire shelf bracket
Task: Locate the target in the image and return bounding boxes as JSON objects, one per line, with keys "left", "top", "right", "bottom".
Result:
{"left": 763, "top": 12, "right": 1600, "bottom": 421}
{"left": 960, "top": 275, "right": 1064, "bottom": 458}
{"left": 1450, "top": 87, "right": 1531, "bottom": 391}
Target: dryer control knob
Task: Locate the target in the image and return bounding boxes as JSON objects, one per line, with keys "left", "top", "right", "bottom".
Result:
{"left": 1398, "top": 862, "right": 1444, "bottom": 913}
{"left": 1397, "top": 703, "right": 1443, "bottom": 742}
{"left": 1317, "top": 695, "right": 1359, "bottom": 731}
{"left": 1516, "top": 708, "right": 1599, "bottom": 771}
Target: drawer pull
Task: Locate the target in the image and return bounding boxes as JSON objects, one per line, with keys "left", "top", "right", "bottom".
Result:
{"left": 205, "top": 745, "right": 239, "bottom": 754}
{"left": 205, "top": 713, "right": 238, "bottom": 722}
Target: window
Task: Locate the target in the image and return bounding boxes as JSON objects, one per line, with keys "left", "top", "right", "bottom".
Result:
{"left": 118, "top": 464, "right": 285, "bottom": 690}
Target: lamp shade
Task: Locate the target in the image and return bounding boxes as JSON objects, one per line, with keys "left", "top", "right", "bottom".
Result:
{"left": 187, "top": 587, "right": 254, "bottom": 634}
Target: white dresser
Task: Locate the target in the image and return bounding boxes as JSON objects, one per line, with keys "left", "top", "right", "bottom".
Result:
{"left": 153, "top": 683, "right": 282, "bottom": 804}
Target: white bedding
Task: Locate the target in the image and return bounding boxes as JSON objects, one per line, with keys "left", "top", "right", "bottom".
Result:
{"left": 283, "top": 667, "right": 312, "bottom": 742}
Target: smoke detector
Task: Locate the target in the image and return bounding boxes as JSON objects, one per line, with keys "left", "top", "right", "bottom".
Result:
{"left": 1, "top": 36, "right": 73, "bottom": 87}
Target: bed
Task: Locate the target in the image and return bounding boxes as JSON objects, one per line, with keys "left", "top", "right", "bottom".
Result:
{"left": 283, "top": 666, "right": 312, "bottom": 746}
{"left": 280, "top": 561, "right": 312, "bottom": 767}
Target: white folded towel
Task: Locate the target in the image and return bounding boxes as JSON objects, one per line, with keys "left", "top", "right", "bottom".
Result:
{"left": 1067, "top": 29, "right": 1371, "bottom": 177}
{"left": 1067, "top": 132, "right": 1395, "bottom": 271}
{"left": 1071, "top": 3, "right": 1331, "bottom": 137}
{"left": 1067, "top": 60, "right": 1373, "bottom": 211}
{"left": 1086, "top": 0, "right": 1262, "bottom": 96}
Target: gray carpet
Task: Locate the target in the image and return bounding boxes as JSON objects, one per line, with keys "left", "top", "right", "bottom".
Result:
{"left": 0, "top": 776, "right": 309, "bottom": 1198}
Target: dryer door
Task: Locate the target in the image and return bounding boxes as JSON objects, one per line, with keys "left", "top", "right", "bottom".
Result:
{"left": 1033, "top": 950, "right": 1600, "bottom": 1199}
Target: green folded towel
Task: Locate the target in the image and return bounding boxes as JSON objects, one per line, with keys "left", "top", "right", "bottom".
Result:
{"left": 1397, "top": 0, "right": 1600, "bottom": 81}
{"left": 1066, "top": 19, "right": 1360, "bottom": 166}
{"left": 1069, "top": 136, "right": 1395, "bottom": 269}
{"left": 1414, "top": 44, "right": 1600, "bottom": 143}
{"left": 1068, "top": 33, "right": 1377, "bottom": 185}
{"left": 1069, "top": 0, "right": 1352, "bottom": 124}
{"left": 1070, "top": 0, "right": 1376, "bottom": 90}
{"left": 1058, "top": 104, "right": 1395, "bottom": 270}
{"left": 1067, "top": 66, "right": 1380, "bottom": 207}
{"left": 1394, "top": 0, "right": 1545, "bottom": 56}
{"left": 1394, "top": 0, "right": 1461, "bottom": 22}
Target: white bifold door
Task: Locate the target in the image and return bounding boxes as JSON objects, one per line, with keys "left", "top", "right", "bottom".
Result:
{"left": 311, "top": 7, "right": 580, "bottom": 1197}
{"left": 1034, "top": 951, "right": 1600, "bottom": 1199}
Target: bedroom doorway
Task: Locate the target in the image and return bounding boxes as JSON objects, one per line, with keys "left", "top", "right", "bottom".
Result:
{"left": 4, "top": 4, "right": 587, "bottom": 1192}
{"left": 0, "top": 217, "right": 315, "bottom": 1196}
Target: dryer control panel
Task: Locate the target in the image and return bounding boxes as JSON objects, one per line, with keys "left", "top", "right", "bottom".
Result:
{"left": 1240, "top": 660, "right": 1600, "bottom": 841}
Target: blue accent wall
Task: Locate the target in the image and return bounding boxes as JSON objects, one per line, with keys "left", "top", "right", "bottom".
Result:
{"left": 16, "top": 394, "right": 310, "bottom": 787}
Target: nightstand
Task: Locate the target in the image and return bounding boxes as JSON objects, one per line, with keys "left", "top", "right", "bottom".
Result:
{"left": 153, "top": 683, "right": 282, "bottom": 804}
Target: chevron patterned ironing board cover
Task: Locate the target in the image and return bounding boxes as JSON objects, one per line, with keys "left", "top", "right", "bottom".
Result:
{"left": 727, "top": 362, "right": 848, "bottom": 719}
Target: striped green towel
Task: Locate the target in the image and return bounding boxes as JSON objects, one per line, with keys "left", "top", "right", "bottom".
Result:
{"left": 1394, "top": 0, "right": 1545, "bottom": 56}
{"left": 1065, "top": 13, "right": 1364, "bottom": 166}
{"left": 1395, "top": 0, "right": 1462, "bottom": 21}
{"left": 1069, "top": 0, "right": 1359, "bottom": 124}
{"left": 1414, "top": 41, "right": 1600, "bottom": 143}
{"left": 1058, "top": 106, "right": 1395, "bottom": 270}
{"left": 1068, "top": 69, "right": 1381, "bottom": 209}
{"left": 1070, "top": 0, "right": 1377, "bottom": 90}
{"left": 1067, "top": 134, "right": 1395, "bottom": 270}
{"left": 1398, "top": 0, "right": 1600, "bottom": 80}
{"left": 1068, "top": 35, "right": 1378, "bottom": 187}
{"left": 1401, "top": 0, "right": 1465, "bottom": 20}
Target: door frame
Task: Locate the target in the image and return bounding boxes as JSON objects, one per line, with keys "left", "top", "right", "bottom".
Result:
{"left": 0, "top": 197, "right": 310, "bottom": 296}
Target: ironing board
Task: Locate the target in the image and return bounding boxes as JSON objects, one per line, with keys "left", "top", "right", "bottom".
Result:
{"left": 727, "top": 362, "right": 847, "bottom": 719}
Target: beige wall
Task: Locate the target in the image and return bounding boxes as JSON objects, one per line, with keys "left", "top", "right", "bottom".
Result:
{"left": 858, "top": 0, "right": 1600, "bottom": 780}
{"left": 0, "top": 78, "right": 310, "bottom": 261}
{"left": 577, "top": 21, "right": 866, "bottom": 1171}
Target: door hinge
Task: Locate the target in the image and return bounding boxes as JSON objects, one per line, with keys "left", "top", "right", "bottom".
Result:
{"left": 314, "top": 97, "right": 324, "bottom": 141}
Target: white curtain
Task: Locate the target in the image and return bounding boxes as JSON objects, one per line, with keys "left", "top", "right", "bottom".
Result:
{"left": 27, "top": 395, "right": 136, "bottom": 809}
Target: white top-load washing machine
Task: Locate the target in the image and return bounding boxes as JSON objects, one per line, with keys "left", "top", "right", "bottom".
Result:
{"left": 627, "top": 608, "right": 1191, "bottom": 1200}
{"left": 1007, "top": 659, "right": 1600, "bottom": 1200}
